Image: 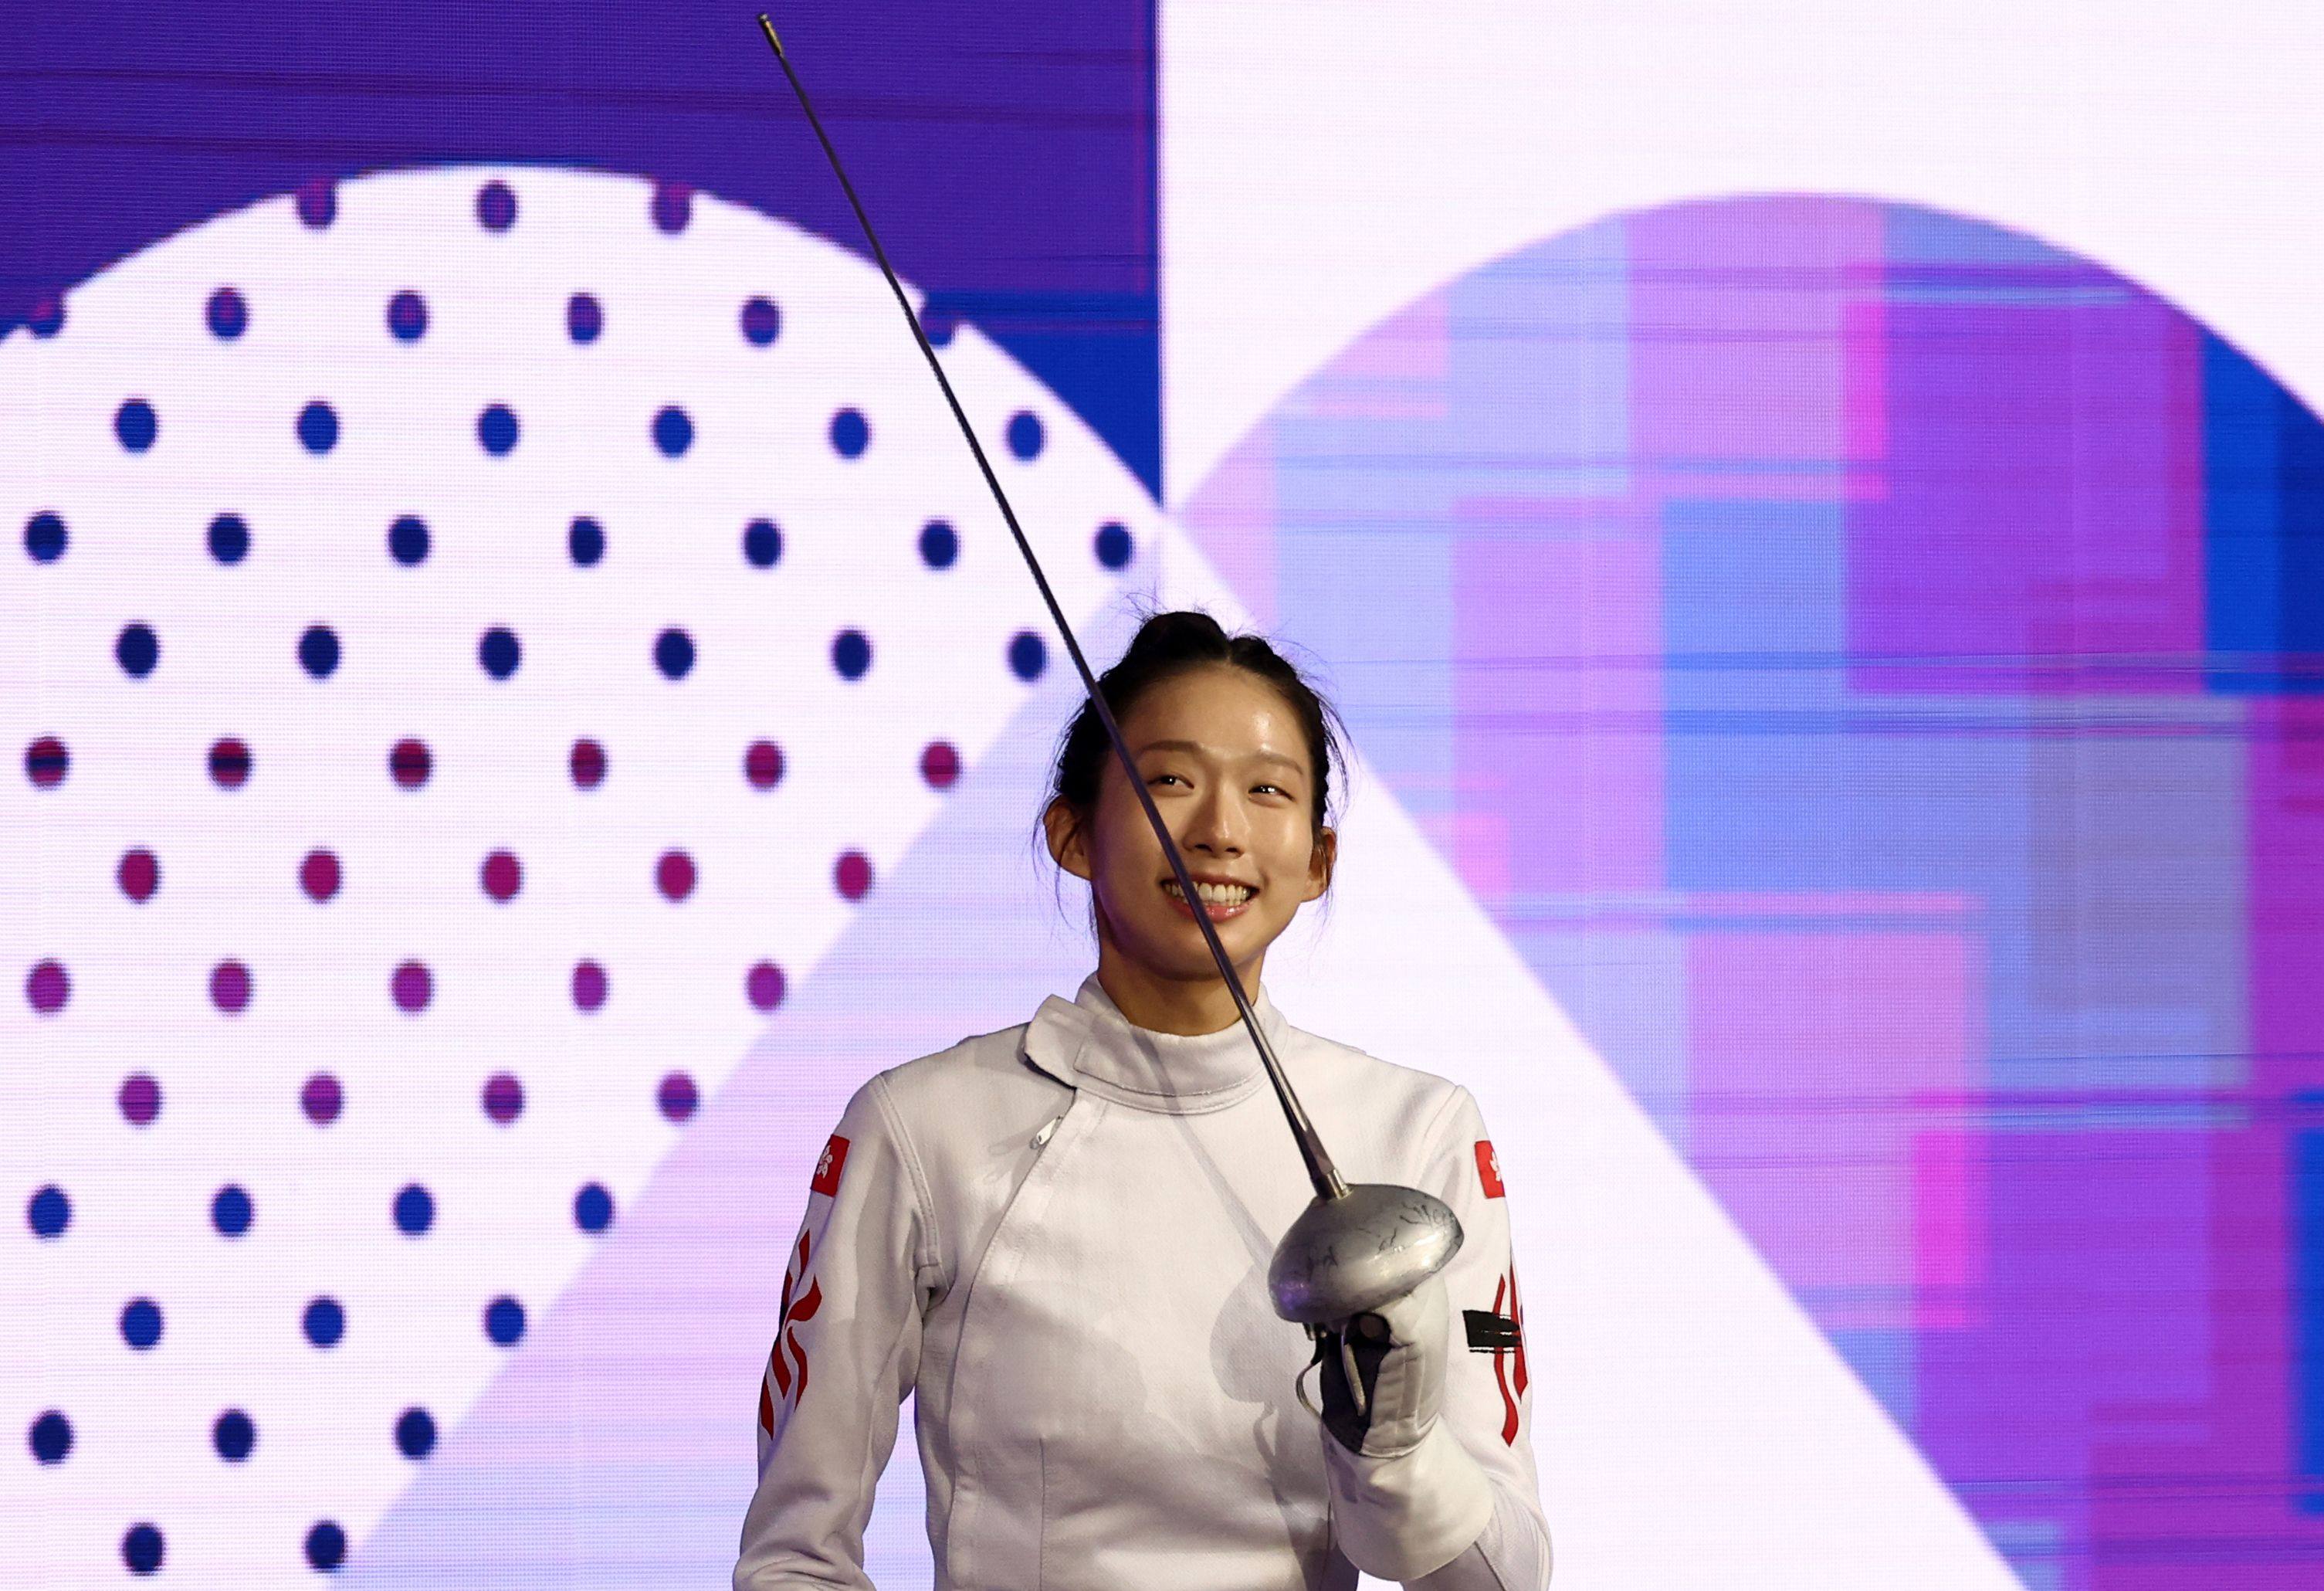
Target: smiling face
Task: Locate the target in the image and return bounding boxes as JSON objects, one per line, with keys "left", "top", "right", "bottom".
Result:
{"left": 1045, "top": 664, "right": 1336, "bottom": 1032}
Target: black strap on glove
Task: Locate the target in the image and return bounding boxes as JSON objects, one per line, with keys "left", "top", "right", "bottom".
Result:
{"left": 1309, "top": 1315, "right": 1395, "bottom": 1455}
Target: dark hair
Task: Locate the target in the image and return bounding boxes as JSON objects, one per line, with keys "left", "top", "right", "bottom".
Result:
{"left": 1044, "top": 609, "right": 1348, "bottom": 851}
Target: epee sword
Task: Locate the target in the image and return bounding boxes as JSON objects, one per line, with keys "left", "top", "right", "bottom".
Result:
{"left": 752, "top": 15, "right": 1461, "bottom": 1340}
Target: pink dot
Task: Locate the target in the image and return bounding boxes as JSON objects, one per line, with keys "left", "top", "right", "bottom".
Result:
{"left": 26, "top": 735, "right": 69, "bottom": 789}
{"left": 389, "top": 738, "right": 432, "bottom": 789}
{"left": 835, "top": 850, "right": 872, "bottom": 901}
{"left": 482, "top": 1072, "right": 524, "bottom": 1125}
{"left": 657, "top": 1071, "right": 699, "bottom": 1122}
{"left": 570, "top": 738, "right": 606, "bottom": 790}
{"left": 743, "top": 740, "right": 784, "bottom": 790}
{"left": 300, "top": 849, "right": 341, "bottom": 902}
{"left": 746, "top": 961, "right": 785, "bottom": 1012}
{"left": 119, "top": 1073, "right": 161, "bottom": 1125}
{"left": 210, "top": 960, "right": 252, "bottom": 1014}
{"left": 571, "top": 960, "right": 608, "bottom": 1013}
{"left": 301, "top": 1072, "right": 342, "bottom": 1125}
{"left": 481, "top": 850, "right": 522, "bottom": 903}
{"left": 208, "top": 737, "right": 252, "bottom": 790}
{"left": 27, "top": 960, "right": 69, "bottom": 1015}
{"left": 920, "top": 741, "right": 960, "bottom": 789}
{"left": 391, "top": 961, "right": 432, "bottom": 1013}
{"left": 656, "top": 850, "right": 696, "bottom": 902}
{"left": 118, "top": 849, "right": 160, "bottom": 902}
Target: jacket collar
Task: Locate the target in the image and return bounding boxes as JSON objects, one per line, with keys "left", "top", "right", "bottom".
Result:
{"left": 1022, "top": 972, "right": 1287, "bottom": 1114}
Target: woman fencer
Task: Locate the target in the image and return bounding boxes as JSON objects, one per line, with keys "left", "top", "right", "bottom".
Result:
{"left": 737, "top": 610, "right": 1551, "bottom": 1589}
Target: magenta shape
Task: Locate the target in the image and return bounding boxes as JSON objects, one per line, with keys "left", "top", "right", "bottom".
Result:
{"left": 25, "top": 734, "right": 68, "bottom": 789}
{"left": 571, "top": 960, "right": 608, "bottom": 1013}
{"left": 118, "top": 1073, "right": 160, "bottom": 1125}
{"left": 118, "top": 849, "right": 160, "bottom": 902}
{"left": 208, "top": 737, "right": 251, "bottom": 789}
{"left": 482, "top": 1072, "right": 523, "bottom": 1125}
{"left": 300, "top": 849, "right": 340, "bottom": 902}
{"left": 656, "top": 1071, "right": 698, "bottom": 1123}
{"left": 570, "top": 738, "right": 606, "bottom": 789}
{"left": 389, "top": 738, "right": 432, "bottom": 789}
{"left": 209, "top": 960, "right": 252, "bottom": 1014}
{"left": 746, "top": 961, "right": 785, "bottom": 1012}
{"left": 743, "top": 740, "right": 782, "bottom": 790}
{"left": 920, "top": 741, "right": 960, "bottom": 789}
{"left": 656, "top": 850, "right": 696, "bottom": 902}
{"left": 835, "top": 850, "right": 872, "bottom": 901}
{"left": 391, "top": 961, "right": 432, "bottom": 1013}
{"left": 301, "top": 1072, "right": 342, "bottom": 1125}
{"left": 27, "top": 959, "right": 69, "bottom": 1015}
{"left": 480, "top": 850, "right": 521, "bottom": 903}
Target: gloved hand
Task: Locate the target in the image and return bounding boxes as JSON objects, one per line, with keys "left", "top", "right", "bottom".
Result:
{"left": 1309, "top": 1270, "right": 1451, "bottom": 1459}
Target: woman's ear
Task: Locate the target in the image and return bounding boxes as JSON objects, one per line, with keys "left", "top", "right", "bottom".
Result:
{"left": 1303, "top": 826, "right": 1337, "bottom": 903}
{"left": 1044, "top": 797, "right": 1094, "bottom": 883}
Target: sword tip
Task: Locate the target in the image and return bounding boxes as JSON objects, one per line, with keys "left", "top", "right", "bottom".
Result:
{"left": 757, "top": 14, "right": 784, "bottom": 56}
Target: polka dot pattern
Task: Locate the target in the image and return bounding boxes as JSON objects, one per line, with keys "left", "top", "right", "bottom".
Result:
{"left": 31, "top": 1410, "right": 73, "bottom": 1464}
{"left": 3, "top": 165, "right": 1154, "bottom": 1572}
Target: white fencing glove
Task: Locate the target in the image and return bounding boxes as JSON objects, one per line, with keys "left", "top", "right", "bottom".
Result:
{"left": 1301, "top": 1272, "right": 1494, "bottom": 1579}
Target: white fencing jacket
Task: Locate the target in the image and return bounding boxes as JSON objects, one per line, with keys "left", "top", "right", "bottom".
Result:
{"left": 737, "top": 975, "right": 1552, "bottom": 1589}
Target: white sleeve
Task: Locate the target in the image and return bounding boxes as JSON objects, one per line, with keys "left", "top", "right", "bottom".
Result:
{"left": 735, "top": 1074, "right": 938, "bottom": 1590}
{"left": 1324, "top": 1087, "right": 1553, "bottom": 1589}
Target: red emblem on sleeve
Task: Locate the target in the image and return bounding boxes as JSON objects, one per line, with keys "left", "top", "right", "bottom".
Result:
{"left": 1475, "top": 1139, "right": 1506, "bottom": 1199}
{"left": 810, "top": 1134, "right": 850, "bottom": 1197}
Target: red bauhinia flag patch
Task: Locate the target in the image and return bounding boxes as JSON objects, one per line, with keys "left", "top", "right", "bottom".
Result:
{"left": 1475, "top": 1139, "right": 1506, "bottom": 1199}
{"left": 811, "top": 1135, "right": 850, "bottom": 1198}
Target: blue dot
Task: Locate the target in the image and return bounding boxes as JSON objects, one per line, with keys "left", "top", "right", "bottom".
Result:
{"left": 395, "top": 1406, "right": 437, "bottom": 1459}
{"left": 476, "top": 178, "right": 517, "bottom": 232}
{"left": 829, "top": 408, "right": 869, "bottom": 459}
{"left": 479, "top": 627, "right": 521, "bottom": 680}
{"left": 741, "top": 519, "right": 781, "bottom": 568}
{"left": 121, "top": 1298, "right": 164, "bottom": 1350}
{"left": 1008, "top": 630, "right": 1047, "bottom": 681}
{"left": 388, "top": 514, "right": 430, "bottom": 566}
{"left": 393, "top": 1184, "right": 434, "bottom": 1236}
{"left": 1095, "top": 521, "right": 1133, "bottom": 569}
{"left": 29, "top": 1410, "right": 72, "bottom": 1464}
{"left": 299, "top": 625, "right": 340, "bottom": 680}
{"left": 123, "top": 1524, "right": 164, "bottom": 1576}
{"left": 28, "top": 1185, "right": 69, "bottom": 1239}
{"left": 213, "top": 1409, "right": 255, "bottom": 1461}
{"left": 832, "top": 629, "right": 872, "bottom": 680}
{"left": 478, "top": 404, "right": 520, "bottom": 456}
{"left": 206, "top": 287, "right": 248, "bottom": 340}
{"left": 567, "top": 293, "right": 603, "bottom": 344}
{"left": 740, "top": 297, "right": 781, "bottom": 347}
{"left": 208, "top": 512, "right": 249, "bottom": 565}
{"left": 655, "top": 628, "right": 696, "bottom": 680}
{"left": 919, "top": 520, "right": 958, "bottom": 569}
{"left": 653, "top": 405, "right": 693, "bottom": 457}
{"left": 27, "top": 296, "right": 66, "bottom": 338}
{"left": 919, "top": 307, "right": 957, "bottom": 348}
{"left": 574, "top": 1182, "right": 614, "bottom": 1233}
{"left": 484, "top": 1295, "right": 527, "bottom": 1346}
{"left": 211, "top": 1185, "right": 252, "bottom": 1237}
{"left": 569, "top": 517, "right": 605, "bottom": 566}
{"left": 297, "top": 400, "right": 339, "bottom": 455}
{"left": 116, "top": 623, "right": 159, "bottom": 679}
{"left": 25, "top": 511, "right": 67, "bottom": 563}
{"left": 303, "top": 1296, "right": 345, "bottom": 1348}
{"left": 116, "top": 399, "right": 158, "bottom": 453}
{"left": 388, "top": 290, "right": 428, "bottom": 343}
{"left": 1006, "top": 410, "right": 1045, "bottom": 460}
{"left": 306, "top": 1521, "right": 347, "bottom": 1571}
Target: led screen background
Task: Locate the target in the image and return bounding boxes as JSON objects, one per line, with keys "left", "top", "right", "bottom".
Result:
{"left": 10, "top": 5, "right": 2324, "bottom": 1589}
